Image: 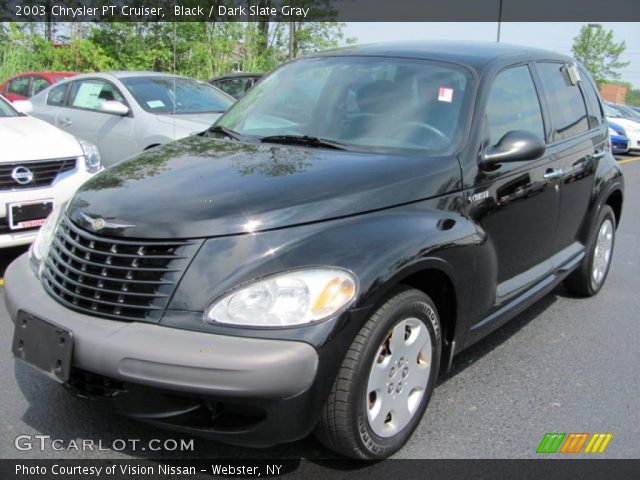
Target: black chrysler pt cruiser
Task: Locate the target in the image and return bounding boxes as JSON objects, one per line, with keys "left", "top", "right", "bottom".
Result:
{"left": 5, "top": 42, "right": 624, "bottom": 459}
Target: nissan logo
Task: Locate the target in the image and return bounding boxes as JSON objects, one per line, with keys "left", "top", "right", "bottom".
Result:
{"left": 11, "top": 166, "right": 34, "bottom": 185}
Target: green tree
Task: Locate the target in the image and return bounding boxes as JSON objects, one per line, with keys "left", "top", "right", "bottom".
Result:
{"left": 572, "top": 24, "right": 629, "bottom": 87}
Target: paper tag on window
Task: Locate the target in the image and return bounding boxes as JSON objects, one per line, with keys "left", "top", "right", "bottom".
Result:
{"left": 147, "top": 100, "right": 165, "bottom": 108}
{"left": 438, "top": 87, "right": 454, "bottom": 103}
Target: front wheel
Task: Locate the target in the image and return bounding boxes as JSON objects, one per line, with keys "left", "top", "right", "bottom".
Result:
{"left": 314, "top": 287, "right": 441, "bottom": 459}
{"left": 565, "top": 205, "right": 616, "bottom": 296}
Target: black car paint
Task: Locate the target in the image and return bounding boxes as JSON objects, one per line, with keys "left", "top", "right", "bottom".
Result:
{"left": 32, "top": 43, "right": 625, "bottom": 445}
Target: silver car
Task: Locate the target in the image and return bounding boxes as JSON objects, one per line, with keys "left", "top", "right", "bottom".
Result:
{"left": 28, "top": 72, "right": 235, "bottom": 166}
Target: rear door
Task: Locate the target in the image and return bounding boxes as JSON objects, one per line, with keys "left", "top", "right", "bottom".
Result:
{"left": 471, "top": 64, "right": 561, "bottom": 304}
{"left": 533, "top": 62, "right": 600, "bottom": 255}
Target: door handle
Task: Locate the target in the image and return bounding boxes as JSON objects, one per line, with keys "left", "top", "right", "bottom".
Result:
{"left": 59, "top": 118, "right": 72, "bottom": 127}
{"left": 543, "top": 168, "right": 563, "bottom": 180}
{"left": 591, "top": 150, "right": 607, "bottom": 160}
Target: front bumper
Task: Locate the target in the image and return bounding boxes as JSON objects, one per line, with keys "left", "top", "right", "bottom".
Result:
{"left": 5, "top": 254, "right": 322, "bottom": 445}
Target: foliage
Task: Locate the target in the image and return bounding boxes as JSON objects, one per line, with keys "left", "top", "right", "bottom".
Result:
{"left": 572, "top": 24, "right": 629, "bottom": 87}
{"left": 0, "top": 20, "right": 354, "bottom": 83}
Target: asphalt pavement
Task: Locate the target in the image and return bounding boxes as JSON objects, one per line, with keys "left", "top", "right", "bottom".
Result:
{"left": 0, "top": 159, "right": 639, "bottom": 460}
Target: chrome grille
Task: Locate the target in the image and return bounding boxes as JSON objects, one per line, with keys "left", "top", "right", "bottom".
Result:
{"left": 0, "top": 158, "right": 77, "bottom": 190}
{"left": 42, "top": 215, "right": 199, "bottom": 322}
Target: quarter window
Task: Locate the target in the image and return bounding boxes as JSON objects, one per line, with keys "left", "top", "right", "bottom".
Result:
{"left": 486, "top": 65, "right": 545, "bottom": 146}
{"left": 537, "top": 62, "right": 589, "bottom": 141}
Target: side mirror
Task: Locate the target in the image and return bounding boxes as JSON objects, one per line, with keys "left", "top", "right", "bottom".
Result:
{"left": 481, "top": 130, "right": 545, "bottom": 168}
{"left": 13, "top": 100, "right": 33, "bottom": 114}
{"left": 98, "top": 100, "right": 129, "bottom": 116}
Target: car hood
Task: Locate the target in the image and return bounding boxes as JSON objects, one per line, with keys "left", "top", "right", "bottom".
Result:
{"left": 68, "top": 135, "right": 461, "bottom": 238}
{"left": 0, "top": 115, "right": 82, "bottom": 162}
{"left": 155, "top": 113, "right": 223, "bottom": 137}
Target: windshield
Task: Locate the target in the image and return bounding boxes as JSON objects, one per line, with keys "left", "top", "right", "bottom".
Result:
{"left": 0, "top": 96, "right": 18, "bottom": 117}
{"left": 216, "top": 56, "right": 473, "bottom": 153}
{"left": 121, "top": 76, "right": 234, "bottom": 115}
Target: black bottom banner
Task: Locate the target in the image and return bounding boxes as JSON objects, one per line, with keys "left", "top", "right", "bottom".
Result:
{"left": 2, "top": 459, "right": 640, "bottom": 480}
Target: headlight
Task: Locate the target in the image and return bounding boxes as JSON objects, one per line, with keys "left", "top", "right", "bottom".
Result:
{"left": 79, "top": 139, "right": 102, "bottom": 173}
{"left": 29, "top": 202, "right": 66, "bottom": 265}
{"left": 204, "top": 268, "right": 358, "bottom": 327}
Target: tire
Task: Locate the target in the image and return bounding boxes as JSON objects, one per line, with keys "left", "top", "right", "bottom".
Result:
{"left": 565, "top": 205, "right": 616, "bottom": 296}
{"left": 314, "top": 286, "right": 441, "bottom": 459}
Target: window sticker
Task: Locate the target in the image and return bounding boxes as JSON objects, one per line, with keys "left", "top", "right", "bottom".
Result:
{"left": 72, "top": 83, "right": 104, "bottom": 109}
{"left": 438, "top": 87, "right": 454, "bottom": 103}
{"left": 146, "top": 100, "right": 166, "bottom": 109}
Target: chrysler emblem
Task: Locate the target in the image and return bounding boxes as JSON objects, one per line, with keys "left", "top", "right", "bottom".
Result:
{"left": 80, "top": 213, "right": 135, "bottom": 231}
{"left": 11, "top": 166, "right": 34, "bottom": 185}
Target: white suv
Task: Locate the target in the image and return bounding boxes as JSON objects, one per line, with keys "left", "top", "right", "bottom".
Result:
{"left": 0, "top": 95, "right": 102, "bottom": 248}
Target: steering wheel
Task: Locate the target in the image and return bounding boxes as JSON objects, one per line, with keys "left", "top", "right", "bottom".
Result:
{"left": 390, "top": 121, "right": 450, "bottom": 145}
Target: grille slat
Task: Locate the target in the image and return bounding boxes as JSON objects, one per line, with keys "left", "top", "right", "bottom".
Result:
{"left": 43, "top": 270, "right": 164, "bottom": 310}
{"left": 0, "top": 158, "right": 76, "bottom": 191}
{"left": 48, "top": 248, "right": 176, "bottom": 285}
{"left": 52, "top": 237, "right": 182, "bottom": 273}
{"left": 42, "top": 215, "right": 198, "bottom": 322}
{"left": 58, "top": 229, "right": 188, "bottom": 260}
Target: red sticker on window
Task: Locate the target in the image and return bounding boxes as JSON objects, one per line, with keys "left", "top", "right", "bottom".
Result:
{"left": 438, "top": 87, "right": 454, "bottom": 103}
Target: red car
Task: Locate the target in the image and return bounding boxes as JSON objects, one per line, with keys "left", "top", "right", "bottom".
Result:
{"left": 0, "top": 71, "right": 78, "bottom": 102}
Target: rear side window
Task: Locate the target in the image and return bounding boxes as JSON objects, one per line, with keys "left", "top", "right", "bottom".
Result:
{"left": 47, "top": 83, "right": 68, "bottom": 106}
{"left": 486, "top": 65, "right": 545, "bottom": 146}
{"left": 580, "top": 79, "right": 604, "bottom": 128}
{"left": 537, "top": 62, "right": 589, "bottom": 141}
{"left": 32, "top": 77, "right": 51, "bottom": 96}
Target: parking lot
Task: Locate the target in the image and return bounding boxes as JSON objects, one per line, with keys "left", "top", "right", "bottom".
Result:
{"left": 0, "top": 157, "right": 639, "bottom": 461}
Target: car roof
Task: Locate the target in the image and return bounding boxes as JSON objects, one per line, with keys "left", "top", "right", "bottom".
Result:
{"left": 65, "top": 71, "right": 196, "bottom": 81}
{"left": 311, "top": 41, "right": 573, "bottom": 73}
{"left": 210, "top": 73, "right": 263, "bottom": 80}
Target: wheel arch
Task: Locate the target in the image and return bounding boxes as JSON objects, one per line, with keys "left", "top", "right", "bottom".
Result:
{"left": 360, "top": 258, "right": 462, "bottom": 374}
{"left": 605, "top": 188, "right": 623, "bottom": 228}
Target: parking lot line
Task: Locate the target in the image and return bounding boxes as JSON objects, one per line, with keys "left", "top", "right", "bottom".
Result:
{"left": 619, "top": 156, "right": 640, "bottom": 165}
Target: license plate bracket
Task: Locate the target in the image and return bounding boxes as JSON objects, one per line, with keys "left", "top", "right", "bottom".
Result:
{"left": 12, "top": 312, "right": 73, "bottom": 384}
{"left": 7, "top": 199, "right": 54, "bottom": 230}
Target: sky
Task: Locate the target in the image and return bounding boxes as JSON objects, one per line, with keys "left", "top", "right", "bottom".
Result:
{"left": 342, "top": 23, "right": 640, "bottom": 88}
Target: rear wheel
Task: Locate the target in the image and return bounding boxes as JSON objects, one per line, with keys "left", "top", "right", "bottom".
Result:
{"left": 565, "top": 205, "right": 616, "bottom": 296}
{"left": 314, "top": 287, "right": 441, "bottom": 459}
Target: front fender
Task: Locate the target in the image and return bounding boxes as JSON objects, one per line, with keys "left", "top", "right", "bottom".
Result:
{"left": 167, "top": 196, "right": 480, "bottom": 349}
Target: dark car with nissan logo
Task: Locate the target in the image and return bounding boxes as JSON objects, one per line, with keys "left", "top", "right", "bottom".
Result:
{"left": 5, "top": 42, "right": 624, "bottom": 459}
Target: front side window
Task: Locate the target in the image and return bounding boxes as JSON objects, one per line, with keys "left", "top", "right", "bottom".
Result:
{"left": 537, "top": 62, "right": 589, "bottom": 141}
{"left": 213, "top": 78, "right": 249, "bottom": 99}
{"left": 217, "top": 56, "right": 473, "bottom": 153}
{"left": 69, "top": 80, "right": 125, "bottom": 111}
{"left": 486, "top": 65, "right": 545, "bottom": 146}
{"left": 121, "top": 76, "right": 233, "bottom": 114}
{"left": 7, "top": 77, "right": 30, "bottom": 97}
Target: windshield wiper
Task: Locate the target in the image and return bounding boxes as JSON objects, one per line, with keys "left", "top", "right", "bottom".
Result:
{"left": 206, "top": 125, "right": 243, "bottom": 141}
{"left": 260, "top": 135, "right": 348, "bottom": 150}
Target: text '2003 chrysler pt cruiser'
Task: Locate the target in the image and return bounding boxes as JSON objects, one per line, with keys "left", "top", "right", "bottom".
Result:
{"left": 5, "top": 42, "right": 624, "bottom": 459}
